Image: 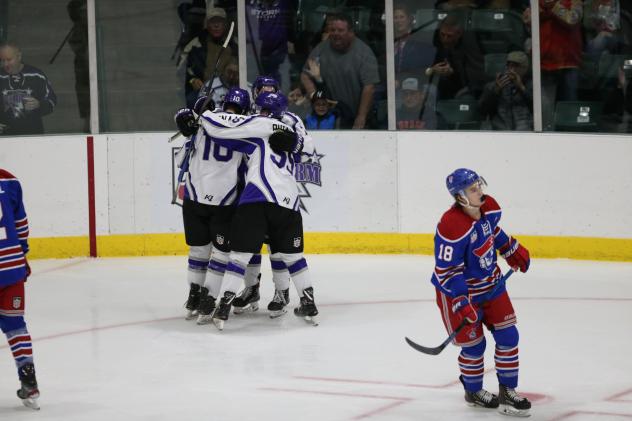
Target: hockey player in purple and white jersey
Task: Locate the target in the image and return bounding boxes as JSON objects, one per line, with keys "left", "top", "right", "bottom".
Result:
{"left": 175, "top": 88, "right": 256, "bottom": 323}
{"left": 431, "top": 168, "right": 531, "bottom": 417}
{"left": 0, "top": 169, "right": 40, "bottom": 410}
{"left": 186, "top": 91, "right": 318, "bottom": 329}
{"left": 232, "top": 76, "right": 316, "bottom": 318}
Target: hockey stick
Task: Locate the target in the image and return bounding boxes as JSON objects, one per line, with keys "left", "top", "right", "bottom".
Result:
{"left": 169, "top": 20, "right": 235, "bottom": 142}
{"left": 405, "top": 268, "right": 515, "bottom": 356}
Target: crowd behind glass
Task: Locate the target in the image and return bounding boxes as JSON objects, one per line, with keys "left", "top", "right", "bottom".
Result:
{"left": 1, "top": 0, "right": 631, "bottom": 135}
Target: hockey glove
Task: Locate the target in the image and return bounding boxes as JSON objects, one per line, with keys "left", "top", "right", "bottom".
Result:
{"left": 452, "top": 295, "right": 479, "bottom": 324}
{"left": 269, "top": 130, "right": 298, "bottom": 154}
{"left": 174, "top": 108, "right": 199, "bottom": 137}
{"left": 193, "top": 95, "right": 215, "bottom": 115}
{"left": 23, "top": 258, "right": 31, "bottom": 282}
{"left": 500, "top": 237, "right": 530, "bottom": 273}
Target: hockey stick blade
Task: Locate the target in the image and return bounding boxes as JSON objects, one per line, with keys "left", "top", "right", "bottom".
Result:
{"left": 405, "top": 268, "right": 515, "bottom": 356}
{"left": 405, "top": 336, "right": 449, "bottom": 355}
{"left": 405, "top": 319, "right": 466, "bottom": 355}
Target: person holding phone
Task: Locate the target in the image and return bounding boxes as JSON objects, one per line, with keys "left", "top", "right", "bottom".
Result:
{"left": 478, "top": 51, "right": 533, "bottom": 131}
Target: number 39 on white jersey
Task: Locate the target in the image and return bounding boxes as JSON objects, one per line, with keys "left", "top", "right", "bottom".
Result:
{"left": 199, "top": 112, "right": 300, "bottom": 211}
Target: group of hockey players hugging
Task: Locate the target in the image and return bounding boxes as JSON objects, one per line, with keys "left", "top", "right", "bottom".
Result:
{"left": 174, "top": 76, "right": 319, "bottom": 331}
{"left": 173, "top": 77, "right": 534, "bottom": 417}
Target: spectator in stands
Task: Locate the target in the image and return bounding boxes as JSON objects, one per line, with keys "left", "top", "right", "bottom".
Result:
{"left": 181, "top": 7, "right": 235, "bottom": 108}
{"left": 305, "top": 90, "right": 341, "bottom": 130}
{"left": 584, "top": 0, "right": 621, "bottom": 57}
{"left": 540, "top": 0, "right": 583, "bottom": 130}
{"left": 309, "top": 13, "right": 335, "bottom": 51}
{"left": 301, "top": 13, "right": 380, "bottom": 129}
{"left": 394, "top": 5, "right": 434, "bottom": 88}
{"left": 479, "top": 50, "right": 533, "bottom": 130}
{"left": 247, "top": 0, "right": 296, "bottom": 87}
{"left": 0, "top": 43, "right": 57, "bottom": 136}
{"left": 426, "top": 14, "right": 486, "bottom": 100}
{"left": 601, "top": 61, "right": 632, "bottom": 131}
{"left": 67, "top": 0, "right": 90, "bottom": 132}
{"left": 198, "top": 56, "right": 239, "bottom": 106}
{"left": 396, "top": 76, "right": 437, "bottom": 129}
{"left": 287, "top": 82, "right": 311, "bottom": 121}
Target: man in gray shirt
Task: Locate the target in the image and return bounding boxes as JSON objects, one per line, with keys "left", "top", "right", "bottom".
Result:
{"left": 300, "top": 14, "right": 380, "bottom": 129}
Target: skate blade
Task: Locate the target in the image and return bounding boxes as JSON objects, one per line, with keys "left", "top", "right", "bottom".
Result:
{"left": 196, "top": 315, "right": 213, "bottom": 325}
{"left": 21, "top": 397, "right": 40, "bottom": 410}
{"left": 304, "top": 315, "right": 319, "bottom": 326}
{"left": 234, "top": 302, "right": 259, "bottom": 315}
{"left": 499, "top": 404, "right": 531, "bottom": 417}
{"left": 269, "top": 308, "right": 287, "bottom": 319}
{"left": 466, "top": 402, "right": 498, "bottom": 409}
{"left": 213, "top": 318, "right": 225, "bottom": 331}
{"left": 185, "top": 310, "right": 199, "bottom": 320}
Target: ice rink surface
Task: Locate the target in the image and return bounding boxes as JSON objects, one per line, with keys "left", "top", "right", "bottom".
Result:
{"left": 1, "top": 254, "right": 631, "bottom": 421}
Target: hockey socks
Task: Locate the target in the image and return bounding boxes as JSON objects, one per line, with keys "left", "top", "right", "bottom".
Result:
{"left": 6, "top": 328, "right": 34, "bottom": 369}
{"left": 459, "top": 350, "right": 485, "bottom": 393}
{"left": 187, "top": 245, "right": 211, "bottom": 287}
{"left": 244, "top": 254, "right": 262, "bottom": 288}
{"left": 286, "top": 257, "right": 311, "bottom": 295}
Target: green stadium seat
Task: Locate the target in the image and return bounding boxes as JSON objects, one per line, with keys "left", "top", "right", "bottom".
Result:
{"left": 598, "top": 54, "right": 627, "bottom": 80}
{"left": 347, "top": 6, "right": 371, "bottom": 34}
{"left": 554, "top": 101, "right": 603, "bottom": 132}
{"left": 470, "top": 9, "right": 514, "bottom": 32}
{"left": 470, "top": 10, "right": 525, "bottom": 54}
{"left": 413, "top": 9, "right": 448, "bottom": 32}
{"left": 436, "top": 99, "right": 481, "bottom": 130}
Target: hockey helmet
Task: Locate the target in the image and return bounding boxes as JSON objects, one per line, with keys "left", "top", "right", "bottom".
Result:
{"left": 255, "top": 92, "right": 288, "bottom": 119}
{"left": 193, "top": 95, "right": 216, "bottom": 114}
{"left": 222, "top": 87, "right": 251, "bottom": 115}
{"left": 446, "top": 168, "right": 486, "bottom": 197}
{"left": 252, "top": 75, "right": 280, "bottom": 99}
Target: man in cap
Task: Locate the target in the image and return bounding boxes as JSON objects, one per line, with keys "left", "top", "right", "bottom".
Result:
{"left": 396, "top": 77, "right": 437, "bottom": 130}
{"left": 180, "top": 7, "right": 236, "bottom": 108}
{"left": 478, "top": 51, "right": 533, "bottom": 131}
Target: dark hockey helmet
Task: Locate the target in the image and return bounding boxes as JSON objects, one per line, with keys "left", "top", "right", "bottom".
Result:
{"left": 446, "top": 168, "right": 487, "bottom": 197}
{"left": 255, "top": 92, "right": 288, "bottom": 120}
{"left": 222, "top": 87, "right": 251, "bottom": 115}
{"left": 252, "top": 75, "right": 280, "bottom": 99}
{"left": 193, "top": 95, "right": 216, "bottom": 114}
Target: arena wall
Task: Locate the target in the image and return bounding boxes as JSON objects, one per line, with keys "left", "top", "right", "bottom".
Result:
{"left": 1, "top": 131, "right": 631, "bottom": 261}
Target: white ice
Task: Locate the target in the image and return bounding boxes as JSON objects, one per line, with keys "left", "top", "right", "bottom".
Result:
{"left": 1, "top": 255, "right": 631, "bottom": 421}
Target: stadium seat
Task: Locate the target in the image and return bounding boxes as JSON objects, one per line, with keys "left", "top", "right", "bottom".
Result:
{"left": 598, "top": 54, "right": 626, "bottom": 80}
{"left": 484, "top": 53, "right": 508, "bottom": 79}
{"left": 347, "top": 6, "right": 371, "bottom": 34}
{"left": 470, "top": 9, "right": 514, "bottom": 32}
{"left": 413, "top": 9, "right": 448, "bottom": 32}
{"left": 436, "top": 99, "right": 481, "bottom": 129}
{"left": 470, "top": 9, "right": 524, "bottom": 54}
{"left": 554, "top": 101, "right": 603, "bottom": 132}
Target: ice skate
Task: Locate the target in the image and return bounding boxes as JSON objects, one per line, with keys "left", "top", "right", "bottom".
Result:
{"left": 184, "top": 283, "right": 201, "bottom": 320}
{"left": 293, "top": 287, "right": 319, "bottom": 326}
{"left": 268, "top": 288, "right": 289, "bottom": 318}
{"left": 195, "top": 287, "right": 216, "bottom": 325}
{"left": 212, "top": 291, "right": 236, "bottom": 331}
{"left": 460, "top": 375, "right": 499, "bottom": 409}
{"left": 16, "top": 363, "right": 39, "bottom": 410}
{"left": 498, "top": 384, "right": 531, "bottom": 417}
{"left": 233, "top": 276, "right": 261, "bottom": 314}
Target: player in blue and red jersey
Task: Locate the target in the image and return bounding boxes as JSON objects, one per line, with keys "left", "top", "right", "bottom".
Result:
{"left": 0, "top": 169, "right": 39, "bottom": 410}
{"left": 431, "top": 168, "right": 531, "bottom": 417}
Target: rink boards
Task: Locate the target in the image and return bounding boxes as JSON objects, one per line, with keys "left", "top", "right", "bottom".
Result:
{"left": 1, "top": 131, "right": 631, "bottom": 261}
